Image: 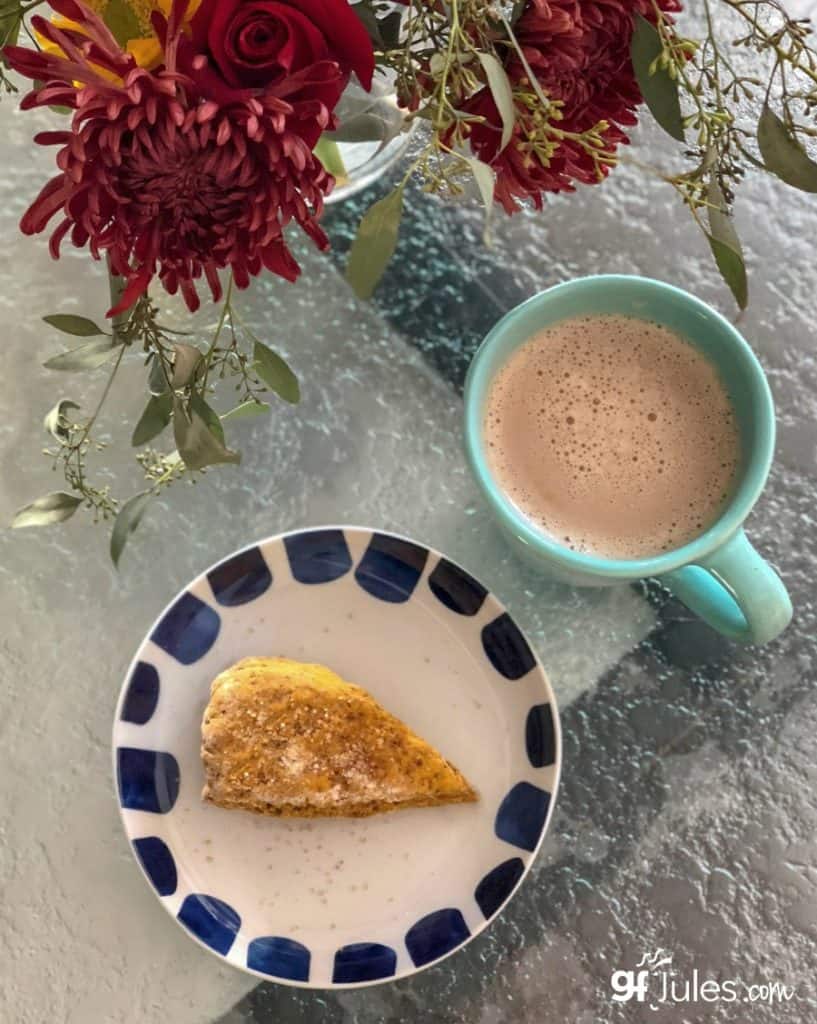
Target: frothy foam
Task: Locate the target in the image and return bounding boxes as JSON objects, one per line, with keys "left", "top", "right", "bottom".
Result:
{"left": 483, "top": 314, "right": 741, "bottom": 560}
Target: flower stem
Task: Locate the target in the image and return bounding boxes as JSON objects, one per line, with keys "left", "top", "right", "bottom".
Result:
{"left": 107, "top": 258, "right": 128, "bottom": 343}
{"left": 201, "top": 273, "right": 235, "bottom": 388}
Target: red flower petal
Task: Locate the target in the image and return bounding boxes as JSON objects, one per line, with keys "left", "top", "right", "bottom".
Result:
{"left": 107, "top": 266, "right": 152, "bottom": 317}
{"left": 12, "top": 0, "right": 337, "bottom": 315}
{"left": 291, "top": 0, "right": 374, "bottom": 88}
{"left": 465, "top": 0, "right": 678, "bottom": 208}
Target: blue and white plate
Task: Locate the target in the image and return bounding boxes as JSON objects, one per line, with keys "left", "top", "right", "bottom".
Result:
{"left": 113, "top": 527, "right": 561, "bottom": 987}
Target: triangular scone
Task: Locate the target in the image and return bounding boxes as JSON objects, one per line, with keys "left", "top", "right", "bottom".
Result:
{"left": 201, "top": 657, "right": 477, "bottom": 818}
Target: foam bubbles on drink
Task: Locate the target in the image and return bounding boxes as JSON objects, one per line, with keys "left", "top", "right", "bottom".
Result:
{"left": 484, "top": 314, "right": 741, "bottom": 560}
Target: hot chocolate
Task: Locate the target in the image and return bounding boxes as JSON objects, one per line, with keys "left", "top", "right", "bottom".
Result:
{"left": 483, "top": 313, "right": 741, "bottom": 559}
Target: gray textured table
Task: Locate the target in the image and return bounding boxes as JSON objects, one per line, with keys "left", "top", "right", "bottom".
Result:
{"left": 1, "top": 24, "right": 817, "bottom": 1024}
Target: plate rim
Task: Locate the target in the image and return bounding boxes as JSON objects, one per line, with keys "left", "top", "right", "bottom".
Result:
{"left": 111, "top": 524, "right": 562, "bottom": 988}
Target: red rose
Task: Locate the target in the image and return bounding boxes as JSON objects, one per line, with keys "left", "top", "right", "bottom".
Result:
{"left": 191, "top": 0, "right": 374, "bottom": 92}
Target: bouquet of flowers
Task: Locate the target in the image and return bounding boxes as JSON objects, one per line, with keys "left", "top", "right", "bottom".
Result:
{"left": 2, "top": 0, "right": 816, "bottom": 562}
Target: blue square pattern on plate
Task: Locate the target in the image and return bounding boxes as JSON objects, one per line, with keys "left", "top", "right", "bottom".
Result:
{"left": 132, "top": 837, "right": 177, "bottom": 896}
{"left": 333, "top": 943, "right": 398, "bottom": 983}
{"left": 113, "top": 527, "right": 561, "bottom": 988}
{"left": 207, "top": 546, "right": 273, "bottom": 607}
{"left": 248, "top": 936, "right": 311, "bottom": 982}
{"left": 120, "top": 661, "right": 160, "bottom": 725}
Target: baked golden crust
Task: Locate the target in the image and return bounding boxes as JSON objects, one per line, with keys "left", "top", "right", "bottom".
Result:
{"left": 201, "top": 656, "right": 477, "bottom": 818}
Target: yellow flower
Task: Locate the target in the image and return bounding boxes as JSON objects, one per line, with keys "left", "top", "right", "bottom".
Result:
{"left": 37, "top": 0, "right": 200, "bottom": 74}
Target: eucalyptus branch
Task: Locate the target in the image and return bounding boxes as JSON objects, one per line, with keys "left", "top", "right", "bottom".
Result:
{"left": 200, "top": 273, "right": 235, "bottom": 389}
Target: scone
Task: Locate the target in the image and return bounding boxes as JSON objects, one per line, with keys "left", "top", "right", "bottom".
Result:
{"left": 201, "top": 656, "right": 477, "bottom": 818}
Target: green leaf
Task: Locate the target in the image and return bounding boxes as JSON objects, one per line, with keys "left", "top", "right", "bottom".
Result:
{"left": 221, "top": 399, "right": 271, "bottom": 421}
{"left": 148, "top": 354, "right": 170, "bottom": 395}
{"left": 131, "top": 392, "right": 173, "bottom": 447}
{"left": 110, "top": 491, "right": 152, "bottom": 568}
{"left": 43, "top": 398, "right": 80, "bottom": 443}
{"left": 706, "top": 178, "right": 748, "bottom": 309}
{"left": 43, "top": 338, "right": 115, "bottom": 371}
{"left": 103, "top": 0, "right": 141, "bottom": 45}
{"left": 352, "top": 1, "right": 383, "bottom": 47}
{"left": 464, "top": 156, "right": 495, "bottom": 245}
{"left": 327, "top": 114, "right": 387, "bottom": 144}
{"left": 43, "top": 314, "right": 107, "bottom": 337}
{"left": 11, "top": 491, "right": 82, "bottom": 528}
{"left": 350, "top": 3, "right": 401, "bottom": 50}
{"left": 173, "top": 398, "right": 241, "bottom": 470}
{"left": 172, "top": 342, "right": 203, "bottom": 387}
{"left": 477, "top": 53, "right": 514, "bottom": 153}
{"left": 346, "top": 185, "right": 404, "bottom": 300}
{"left": 314, "top": 137, "right": 347, "bottom": 179}
{"left": 630, "top": 14, "right": 685, "bottom": 143}
{"left": 0, "top": 5, "right": 22, "bottom": 62}
{"left": 190, "top": 392, "right": 226, "bottom": 444}
{"left": 379, "top": 11, "right": 402, "bottom": 49}
{"left": 757, "top": 105, "right": 817, "bottom": 193}
{"left": 326, "top": 92, "right": 403, "bottom": 152}
{"left": 253, "top": 341, "right": 300, "bottom": 403}
{"left": 707, "top": 235, "right": 748, "bottom": 311}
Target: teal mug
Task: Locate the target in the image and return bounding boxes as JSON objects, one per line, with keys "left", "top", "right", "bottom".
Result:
{"left": 464, "top": 275, "right": 792, "bottom": 645}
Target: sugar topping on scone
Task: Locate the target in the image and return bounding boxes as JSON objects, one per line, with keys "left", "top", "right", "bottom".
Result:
{"left": 201, "top": 656, "right": 477, "bottom": 818}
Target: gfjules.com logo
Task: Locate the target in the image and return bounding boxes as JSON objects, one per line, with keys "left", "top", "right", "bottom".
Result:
{"left": 610, "top": 949, "right": 797, "bottom": 1010}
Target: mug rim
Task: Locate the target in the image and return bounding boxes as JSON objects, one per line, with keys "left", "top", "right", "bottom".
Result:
{"left": 463, "top": 274, "right": 776, "bottom": 579}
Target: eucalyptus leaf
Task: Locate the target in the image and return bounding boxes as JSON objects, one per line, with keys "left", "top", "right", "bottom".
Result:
{"left": 464, "top": 156, "right": 495, "bottom": 245}
{"left": 329, "top": 103, "right": 403, "bottom": 154}
{"left": 148, "top": 354, "right": 170, "bottom": 395}
{"left": 11, "top": 491, "right": 82, "bottom": 529}
{"left": 103, "top": 0, "right": 141, "bottom": 45}
{"left": 346, "top": 185, "right": 404, "bottom": 299}
{"left": 110, "top": 491, "right": 152, "bottom": 567}
{"left": 190, "top": 392, "right": 226, "bottom": 444}
{"left": 314, "top": 137, "right": 347, "bottom": 180}
{"left": 333, "top": 75, "right": 391, "bottom": 121}
{"left": 706, "top": 178, "right": 747, "bottom": 309}
{"left": 379, "top": 11, "right": 402, "bottom": 49}
{"left": 173, "top": 398, "right": 241, "bottom": 470}
{"left": 757, "top": 105, "right": 817, "bottom": 193}
{"left": 630, "top": 14, "right": 685, "bottom": 143}
{"left": 350, "top": 3, "right": 401, "bottom": 50}
{"left": 352, "top": 1, "right": 383, "bottom": 48}
{"left": 477, "top": 53, "right": 514, "bottom": 153}
{"left": 327, "top": 114, "right": 387, "bottom": 144}
{"left": 43, "top": 314, "right": 107, "bottom": 337}
{"left": 706, "top": 179, "right": 741, "bottom": 251}
{"left": 131, "top": 392, "right": 173, "bottom": 447}
{"left": 706, "top": 235, "right": 748, "bottom": 311}
{"left": 43, "top": 337, "right": 115, "bottom": 371}
{"left": 0, "top": 6, "right": 22, "bottom": 61}
{"left": 253, "top": 342, "right": 300, "bottom": 404}
{"left": 221, "top": 400, "right": 271, "bottom": 421}
{"left": 43, "top": 398, "right": 80, "bottom": 443}
{"left": 172, "top": 342, "right": 203, "bottom": 387}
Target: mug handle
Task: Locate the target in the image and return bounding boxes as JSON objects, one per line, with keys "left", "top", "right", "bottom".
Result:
{"left": 659, "top": 529, "right": 792, "bottom": 645}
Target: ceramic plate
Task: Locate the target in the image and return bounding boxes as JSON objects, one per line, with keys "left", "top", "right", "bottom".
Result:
{"left": 113, "top": 527, "right": 561, "bottom": 987}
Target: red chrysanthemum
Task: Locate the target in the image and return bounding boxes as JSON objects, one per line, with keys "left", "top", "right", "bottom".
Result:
{"left": 2, "top": 0, "right": 371, "bottom": 315}
{"left": 465, "top": 0, "right": 681, "bottom": 213}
